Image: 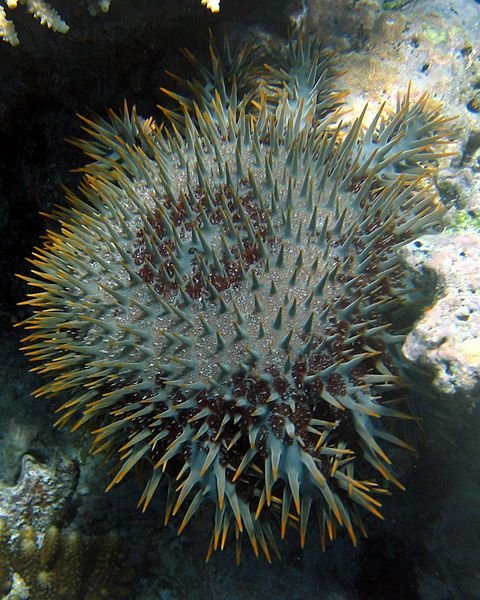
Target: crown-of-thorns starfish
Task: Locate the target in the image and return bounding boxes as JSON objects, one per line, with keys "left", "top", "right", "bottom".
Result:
{"left": 19, "top": 30, "right": 449, "bottom": 561}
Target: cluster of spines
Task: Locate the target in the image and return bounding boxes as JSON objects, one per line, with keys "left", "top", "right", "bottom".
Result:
{"left": 355, "top": 86, "right": 453, "bottom": 180}
{"left": 19, "top": 30, "right": 448, "bottom": 561}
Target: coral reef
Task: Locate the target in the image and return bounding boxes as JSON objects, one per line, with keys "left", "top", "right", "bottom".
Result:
{"left": 401, "top": 231, "right": 480, "bottom": 410}
{"left": 0, "top": 518, "right": 131, "bottom": 599}
{"left": 306, "top": 0, "right": 478, "bottom": 157}
{"left": 0, "top": 419, "right": 133, "bottom": 598}
{"left": 0, "top": 454, "right": 78, "bottom": 534}
{"left": 306, "top": 0, "right": 383, "bottom": 50}
{"left": 19, "top": 29, "right": 449, "bottom": 560}
{"left": 448, "top": 208, "right": 480, "bottom": 233}
{"left": 0, "top": 0, "right": 218, "bottom": 45}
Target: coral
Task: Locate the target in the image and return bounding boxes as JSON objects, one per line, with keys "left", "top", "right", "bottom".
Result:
{"left": 0, "top": 0, "right": 219, "bottom": 45}
{"left": 0, "top": 454, "right": 78, "bottom": 534}
{"left": 86, "top": 0, "right": 111, "bottom": 16}
{"left": 401, "top": 232, "right": 480, "bottom": 411}
{"left": 0, "top": 519, "right": 131, "bottom": 599}
{"left": 448, "top": 209, "right": 480, "bottom": 233}
{"left": 1, "top": 0, "right": 69, "bottom": 45}
{"left": 0, "top": 5, "right": 18, "bottom": 45}
{"left": 306, "top": 0, "right": 383, "bottom": 50}
{"left": 0, "top": 448, "right": 132, "bottom": 597}
{"left": 201, "top": 0, "right": 220, "bottom": 12}
{"left": 19, "top": 30, "right": 449, "bottom": 560}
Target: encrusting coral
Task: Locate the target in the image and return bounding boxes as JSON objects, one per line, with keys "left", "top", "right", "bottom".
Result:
{"left": 19, "top": 29, "right": 450, "bottom": 561}
{"left": 0, "top": 519, "right": 131, "bottom": 599}
{"left": 0, "top": 454, "right": 78, "bottom": 534}
{"left": 0, "top": 0, "right": 218, "bottom": 45}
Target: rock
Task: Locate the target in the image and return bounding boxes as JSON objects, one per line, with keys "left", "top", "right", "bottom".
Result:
{"left": 0, "top": 454, "right": 78, "bottom": 540}
{"left": 401, "top": 232, "right": 480, "bottom": 410}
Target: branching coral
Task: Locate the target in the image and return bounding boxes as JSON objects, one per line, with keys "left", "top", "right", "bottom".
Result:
{"left": 201, "top": 0, "right": 220, "bottom": 12}
{"left": 0, "top": 519, "right": 131, "bottom": 599}
{"left": 1, "top": 0, "right": 70, "bottom": 45}
{"left": 19, "top": 30, "right": 449, "bottom": 560}
{"left": 0, "top": 0, "right": 218, "bottom": 45}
